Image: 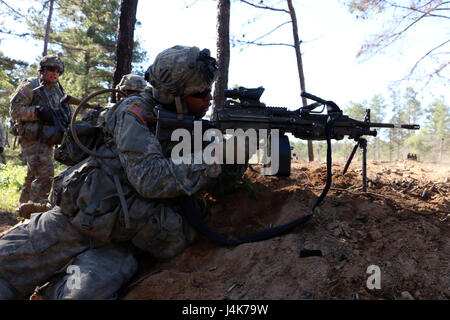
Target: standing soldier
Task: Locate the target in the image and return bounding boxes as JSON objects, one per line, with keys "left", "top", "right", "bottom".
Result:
{"left": 9, "top": 54, "right": 72, "bottom": 204}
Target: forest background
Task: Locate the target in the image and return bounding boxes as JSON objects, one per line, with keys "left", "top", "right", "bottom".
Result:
{"left": 0, "top": 0, "right": 448, "bottom": 209}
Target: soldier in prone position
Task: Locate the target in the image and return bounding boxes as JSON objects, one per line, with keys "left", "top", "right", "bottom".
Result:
{"left": 0, "top": 45, "right": 247, "bottom": 300}
{"left": 9, "top": 54, "right": 72, "bottom": 204}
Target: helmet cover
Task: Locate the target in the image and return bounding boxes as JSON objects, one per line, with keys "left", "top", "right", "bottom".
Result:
{"left": 146, "top": 45, "right": 218, "bottom": 104}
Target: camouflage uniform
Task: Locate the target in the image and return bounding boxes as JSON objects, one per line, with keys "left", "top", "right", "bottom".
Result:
{"left": 9, "top": 55, "right": 71, "bottom": 204}
{"left": 0, "top": 46, "right": 245, "bottom": 300}
{"left": 115, "top": 73, "right": 147, "bottom": 101}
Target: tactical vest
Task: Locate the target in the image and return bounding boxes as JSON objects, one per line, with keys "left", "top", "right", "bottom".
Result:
{"left": 51, "top": 93, "right": 157, "bottom": 243}
{"left": 10, "top": 78, "right": 72, "bottom": 146}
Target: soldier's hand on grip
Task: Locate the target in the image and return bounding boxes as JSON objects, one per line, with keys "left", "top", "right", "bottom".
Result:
{"left": 35, "top": 105, "right": 54, "bottom": 124}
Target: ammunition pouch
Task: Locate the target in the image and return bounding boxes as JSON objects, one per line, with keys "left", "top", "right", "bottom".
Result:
{"left": 41, "top": 126, "right": 64, "bottom": 146}
{"left": 9, "top": 121, "right": 63, "bottom": 146}
{"left": 9, "top": 121, "right": 21, "bottom": 137}
{"left": 16, "top": 122, "right": 39, "bottom": 140}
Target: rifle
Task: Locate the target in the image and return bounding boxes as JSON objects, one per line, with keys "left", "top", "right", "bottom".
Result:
{"left": 60, "top": 94, "right": 103, "bottom": 111}
{"left": 33, "top": 84, "right": 72, "bottom": 144}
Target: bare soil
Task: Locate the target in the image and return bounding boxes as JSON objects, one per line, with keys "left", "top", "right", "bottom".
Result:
{"left": 0, "top": 210, "right": 17, "bottom": 236}
{"left": 0, "top": 160, "right": 448, "bottom": 300}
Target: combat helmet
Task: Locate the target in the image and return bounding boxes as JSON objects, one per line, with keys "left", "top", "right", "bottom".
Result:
{"left": 145, "top": 45, "right": 218, "bottom": 117}
{"left": 115, "top": 74, "right": 147, "bottom": 100}
{"left": 38, "top": 54, "right": 64, "bottom": 75}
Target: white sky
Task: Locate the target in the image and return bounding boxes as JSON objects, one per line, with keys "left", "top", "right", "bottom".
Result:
{"left": 134, "top": 0, "right": 449, "bottom": 115}
{"left": 1, "top": 0, "right": 448, "bottom": 119}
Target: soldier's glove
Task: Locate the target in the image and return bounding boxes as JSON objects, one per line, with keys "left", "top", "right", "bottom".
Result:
{"left": 35, "top": 105, "right": 54, "bottom": 124}
{"left": 0, "top": 147, "right": 3, "bottom": 153}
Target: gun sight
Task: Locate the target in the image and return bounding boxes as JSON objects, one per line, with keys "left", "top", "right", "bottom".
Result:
{"left": 224, "top": 86, "right": 265, "bottom": 102}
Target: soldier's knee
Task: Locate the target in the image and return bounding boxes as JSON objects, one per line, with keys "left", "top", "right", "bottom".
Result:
{"left": 42, "top": 245, "right": 138, "bottom": 300}
{"left": 131, "top": 204, "right": 191, "bottom": 261}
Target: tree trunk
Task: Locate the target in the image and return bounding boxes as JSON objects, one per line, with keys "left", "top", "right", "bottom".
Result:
{"left": 112, "top": 0, "right": 139, "bottom": 103}
{"left": 43, "top": 0, "right": 55, "bottom": 57}
{"left": 213, "top": 0, "right": 231, "bottom": 119}
{"left": 83, "top": 52, "right": 91, "bottom": 98}
{"left": 286, "top": 0, "right": 314, "bottom": 162}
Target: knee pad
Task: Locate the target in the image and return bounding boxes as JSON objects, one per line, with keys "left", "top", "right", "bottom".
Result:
{"left": 131, "top": 204, "right": 190, "bottom": 260}
{"left": 41, "top": 245, "right": 138, "bottom": 300}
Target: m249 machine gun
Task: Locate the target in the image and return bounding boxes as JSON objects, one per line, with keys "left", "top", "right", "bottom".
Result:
{"left": 214, "top": 86, "right": 419, "bottom": 191}
{"left": 146, "top": 86, "right": 421, "bottom": 245}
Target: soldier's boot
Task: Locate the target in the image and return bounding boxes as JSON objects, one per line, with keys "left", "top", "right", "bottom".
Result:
{"left": 0, "top": 153, "right": 6, "bottom": 164}
{"left": 28, "top": 175, "right": 53, "bottom": 204}
{"left": 17, "top": 202, "right": 51, "bottom": 219}
{"left": 19, "top": 190, "right": 30, "bottom": 204}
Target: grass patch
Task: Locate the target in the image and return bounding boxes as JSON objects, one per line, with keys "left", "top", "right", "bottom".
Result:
{"left": 0, "top": 148, "right": 67, "bottom": 211}
{"left": 0, "top": 162, "right": 26, "bottom": 211}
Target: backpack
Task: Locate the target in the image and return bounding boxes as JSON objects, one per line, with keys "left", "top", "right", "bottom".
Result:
{"left": 54, "top": 107, "right": 107, "bottom": 166}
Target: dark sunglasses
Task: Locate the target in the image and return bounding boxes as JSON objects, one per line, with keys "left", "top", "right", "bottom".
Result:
{"left": 191, "top": 89, "right": 211, "bottom": 99}
{"left": 45, "top": 66, "right": 60, "bottom": 73}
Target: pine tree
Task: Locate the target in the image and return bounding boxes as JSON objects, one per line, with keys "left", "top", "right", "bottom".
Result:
{"left": 425, "top": 98, "right": 450, "bottom": 162}
{"left": 26, "top": 0, "right": 145, "bottom": 101}
{"left": 367, "top": 94, "right": 386, "bottom": 160}
{"left": 388, "top": 91, "right": 409, "bottom": 160}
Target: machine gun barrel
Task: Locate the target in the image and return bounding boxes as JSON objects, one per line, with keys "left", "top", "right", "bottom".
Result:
{"left": 361, "top": 122, "right": 420, "bottom": 130}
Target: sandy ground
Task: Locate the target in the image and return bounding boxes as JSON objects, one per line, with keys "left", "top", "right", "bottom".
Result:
{"left": 0, "top": 160, "right": 448, "bottom": 300}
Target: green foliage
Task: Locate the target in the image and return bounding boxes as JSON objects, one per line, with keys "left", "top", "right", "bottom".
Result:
{"left": 405, "top": 133, "right": 433, "bottom": 156}
{"left": 0, "top": 146, "right": 66, "bottom": 211}
{"left": 344, "top": 102, "right": 366, "bottom": 120}
{"left": 424, "top": 98, "right": 450, "bottom": 136}
{"left": 25, "top": 0, "right": 146, "bottom": 103}
{"left": 403, "top": 87, "right": 422, "bottom": 125}
{"left": 0, "top": 161, "right": 26, "bottom": 211}
{"left": 292, "top": 89, "right": 449, "bottom": 163}
{"left": 291, "top": 140, "right": 307, "bottom": 159}
{"left": 0, "top": 51, "right": 30, "bottom": 119}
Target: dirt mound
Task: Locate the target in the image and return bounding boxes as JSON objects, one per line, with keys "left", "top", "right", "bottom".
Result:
{"left": 0, "top": 160, "right": 448, "bottom": 300}
{"left": 123, "top": 160, "right": 449, "bottom": 300}
{"left": 0, "top": 211, "right": 18, "bottom": 236}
